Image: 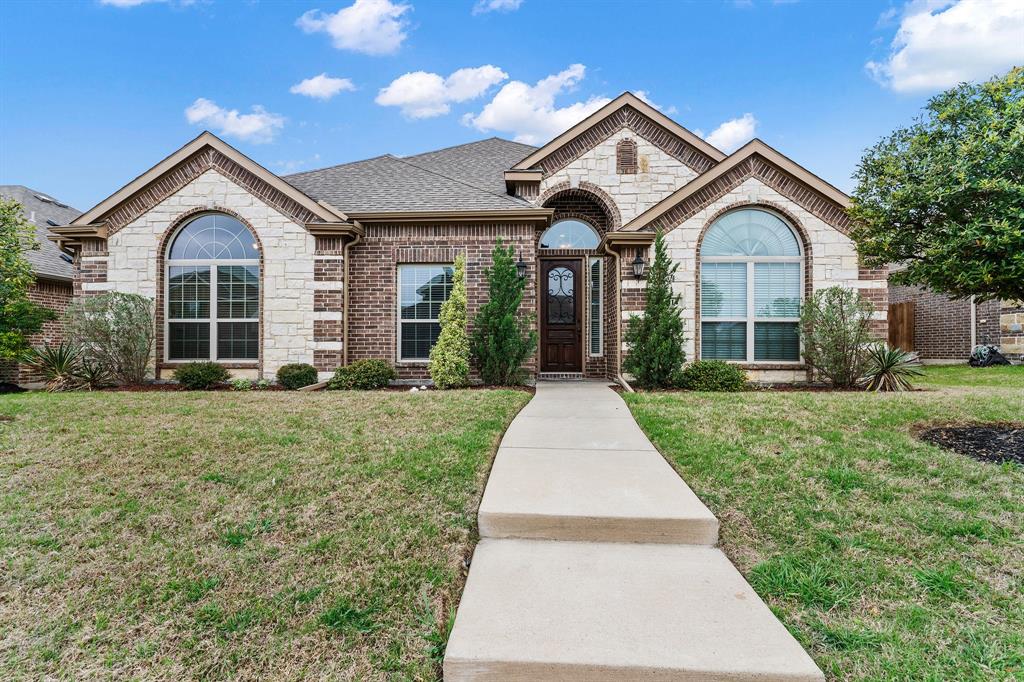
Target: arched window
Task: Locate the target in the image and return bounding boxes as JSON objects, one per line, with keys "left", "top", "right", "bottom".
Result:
{"left": 700, "top": 208, "right": 802, "bottom": 362}
{"left": 166, "top": 213, "right": 260, "bottom": 361}
{"left": 539, "top": 219, "right": 600, "bottom": 249}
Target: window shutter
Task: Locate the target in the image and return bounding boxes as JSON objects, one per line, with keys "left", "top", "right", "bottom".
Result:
{"left": 589, "top": 258, "right": 602, "bottom": 355}
{"left": 616, "top": 139, "right": 638, "bottom": 174}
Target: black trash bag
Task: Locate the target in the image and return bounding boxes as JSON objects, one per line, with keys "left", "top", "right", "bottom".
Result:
{"left": 969, "top": 345, "right": 1012, "bottom": 367}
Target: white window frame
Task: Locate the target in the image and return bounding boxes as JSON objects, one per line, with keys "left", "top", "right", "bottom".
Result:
{"left": 539, "top": 218, "right": 601, "bottom": 250}
{"left": 588, "top": 256, "right": 603, "bottom": 356}
{"left": 396, "top": 263, "right": 454, "bottom": 363}
{"left": 700, "top": 222, "right": 803, "bottom": 364}
{"left": 164, "top": 222, "right": 260, "bottom": 364}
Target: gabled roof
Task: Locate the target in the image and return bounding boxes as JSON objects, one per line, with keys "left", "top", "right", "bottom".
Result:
{"left": 403, "top": 137, "right": 537, "bottom": 195}
{"left": 0, "top": 185, "right": 78, "bottom": 281}
{"left": 622, "top": 139, "right": 851, "bottom": 231}
{"left": 512, "top": 92, "right": 727, "bottom": 171}
{"left": 67, "top": 132, "right": 349, "bottom": 229}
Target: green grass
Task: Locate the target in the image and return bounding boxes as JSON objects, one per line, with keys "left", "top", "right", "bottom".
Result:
{"left": 0, "top": 389, "right": 529, "bottom": 680}
{"left": 624, "top": 366, "right": 1024, "bottom": 681}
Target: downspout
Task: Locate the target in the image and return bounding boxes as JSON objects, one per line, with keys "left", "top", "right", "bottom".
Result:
{"left": 342, "top": 230, "right": 362, "bottom": 366}
{"left": 970, "top": 295, "right": 977, "bottom": 349}
{"left": 608, "top": 245, "right": 634, "bottom": 393}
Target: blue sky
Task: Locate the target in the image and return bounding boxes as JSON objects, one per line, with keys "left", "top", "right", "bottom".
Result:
{"left": 1, "top": 0, "right": 1021, "bottom": 211}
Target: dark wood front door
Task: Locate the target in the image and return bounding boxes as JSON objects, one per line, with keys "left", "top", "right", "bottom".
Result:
{"left": 541, "top": 259, "right": 582, "bottom": 372}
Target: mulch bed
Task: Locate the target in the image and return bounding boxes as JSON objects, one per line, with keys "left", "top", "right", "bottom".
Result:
{"left": 918, "top": 423, "right": 1024, "bottom": 466}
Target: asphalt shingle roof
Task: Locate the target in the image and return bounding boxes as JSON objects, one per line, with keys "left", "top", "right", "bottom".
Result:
{"left": 0, "top": 185, "right": 78, "bottom": 281}
{"left": 284, "top": 138, "right": 538, "bottom": 214}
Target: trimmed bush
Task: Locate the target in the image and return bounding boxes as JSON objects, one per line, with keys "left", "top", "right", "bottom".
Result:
{"left": 277, "top": 363, "right": 318, "bottom": 390}
{"left": 327, "top": 359, "right": 396, "bottom": 390}
{"left": 429, "top": 254, "right": 470, "bottom": 389}
{"left": 799, "top": 287, "right": 874, "bottom": 388}
{"left": 470, "top": 242, "right": 536, "bottom": 386}
{"left": 173, "top": 362, "right": 230, "bottom": 390}
{"left": 680, "top": 360, "right": 748, "bottom": 392}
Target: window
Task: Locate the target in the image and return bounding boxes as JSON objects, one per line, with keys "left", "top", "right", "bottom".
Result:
{"left": 700, "top": 208, "right": 802, "bottom": 362}
{"left": 166, "top": 213, "right": 259, "bottom": 362}
{"left": 589, "top": 257, "right": 603, "bottom": 355}
{"left": 539, "top": 219, "right": 600, "bottom": 249}
{"left": 398, "top": 264, "right": 454, "bottom": 361}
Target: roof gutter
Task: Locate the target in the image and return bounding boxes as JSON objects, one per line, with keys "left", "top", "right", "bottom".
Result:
{"left": 346, "top": 208, "right": 554, "bottom": 224}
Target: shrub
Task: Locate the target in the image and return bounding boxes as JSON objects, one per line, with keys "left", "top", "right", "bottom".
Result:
{"left": 64, "top": 291, "right": 154, "bottom": 385}
{"left": 173, "top": 362, "right": 230, "bottom": 390}
{"left": 327, "top": 359, "right": 396, "bottom": 390}
{"left": 230, "top": 378, "right": 271, "bottom": 391}
{"left": 74, "top": 357, "right": 114, "bottom": 391}
{"left": 799, "top": 287, "right": 875, "bottom": 388}
{"left": 276, "top": 363, "right": 318, "bottom": 390}
{"left": 23, "top": 342, "right": 81, "bottom": 392}
{"left": 429, "top": 254, "right": 470, "bottom": 389}
{"left": 861, "top": 343, "right": 923, "bottom": 391}
{"left": 680, "top": 360, "right": 748, "bottom": 392}
{"left": 470, "top": 242, "right": 536, "bottom": 386}
{"left": 624, "top": 231, "right": 687, "bottom": 388}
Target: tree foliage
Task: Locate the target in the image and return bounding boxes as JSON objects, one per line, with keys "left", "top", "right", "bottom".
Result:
{"left": 64, "top": 291, "right": 155, "bottom": 385}
{"left": 799, "top": 286, "right": 874, "bottom": 388}
{"left": 850, "top": 66, "right": 1024, "bottom": 302}
{"left": 0, "top": 199, "right": 55, "bottom": 358}
{"left": 470, "top": 242, "right": 536, "bottom": 385}
{"left": 429, "top": 254, "right": 470, "bottom": 389}
{"left": 623, "top": 232, "right": 687, "bottom": 388}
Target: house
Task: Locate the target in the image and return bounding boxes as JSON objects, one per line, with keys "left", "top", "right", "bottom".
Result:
{"left": 49, "top": 93, "right": 887, "bottom": 384}
{"left": 0, "top": 186, "right": 78, "bottom": 385}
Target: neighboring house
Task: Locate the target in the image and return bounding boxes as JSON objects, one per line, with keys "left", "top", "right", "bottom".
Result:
{"left": 0, "top": 186, "right": 78, "bottom": 385}
{"left": 888, "top": 283, "right": 1023, "bottom": 362}
{"left": 49, "top": 93, "right": 886, "bottom": 384}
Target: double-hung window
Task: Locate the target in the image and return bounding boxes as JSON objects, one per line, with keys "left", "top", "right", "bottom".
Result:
{"left": 166, "top": 213, "right": 260, "bottom": 361}
{"left": 700, "top": 208, "right": 802, "bottom": 362}
{"left": 398, "top": 264, "right": 454, "bottom": 361}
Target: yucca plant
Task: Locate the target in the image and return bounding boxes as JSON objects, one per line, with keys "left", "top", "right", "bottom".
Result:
{"left": 24, "top": 342, "right": 82, "bottom": 391}
{"left": 73, "top": 357, "right": 113, "bottom": 391}
{"left": 861, "top": 343, "right": 923, "bottom": 392}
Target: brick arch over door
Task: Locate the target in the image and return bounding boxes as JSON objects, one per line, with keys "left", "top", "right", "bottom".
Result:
{"left": 693, "top": 201, "right": 814, "bottom": 367}
{"left": 155, "top": 206, "right": 266, "bottom": 374}
{"left": 539, "top": 181, "right": 622, "bottom": 232}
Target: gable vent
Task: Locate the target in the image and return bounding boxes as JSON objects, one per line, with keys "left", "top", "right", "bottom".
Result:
{"left": 616, "top": 138, "right": 638, "bottom": 175}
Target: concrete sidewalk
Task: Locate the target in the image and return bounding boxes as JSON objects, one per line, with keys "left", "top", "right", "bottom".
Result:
{"left": 444, "top": 381, "right": 824, "bottom": 681}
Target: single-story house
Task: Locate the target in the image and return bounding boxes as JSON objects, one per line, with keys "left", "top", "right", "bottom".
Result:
{"left": 49, "top": 93, "right": 887, "bottom": 384}
{"left": 0, "top": 186, "right": 78, "bottom": 385}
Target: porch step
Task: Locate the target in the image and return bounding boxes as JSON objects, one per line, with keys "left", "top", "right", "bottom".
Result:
{"left": 537, "top": 372, "right": 584, "bottom": 381}
{"left": 479, "top": 446, "right": 718, "bottom": 544}
{"left": 444, "top": 539, "right": 824, "bottom": 682}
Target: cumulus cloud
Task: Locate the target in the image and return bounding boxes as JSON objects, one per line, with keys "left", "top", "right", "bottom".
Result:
{"left": 866, "top": 0, "right": 1024, "bottom": 93}
{"left": 702, "top": 113, "right": 757, "bottom": 152}
{"left": 472, "top": 0, "right": 522, "bottom": 14}
{"left": 296, "top": 0, "right": 411, "bottom": 56}
{"left": 376, "top": 65, "right": 508, "bottom": 118}
{"left": 290, "top": 73, "right": 356, "bottom": 100}
{"left": 463, "top": 64, "right": 611, "bottom": 145}
{"left": 184, "top": 98, "right": 285, "bottom": 143}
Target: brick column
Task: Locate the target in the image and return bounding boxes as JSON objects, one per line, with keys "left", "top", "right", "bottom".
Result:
{"left": 312, "top": 236, "right": 345, "bottom": 373}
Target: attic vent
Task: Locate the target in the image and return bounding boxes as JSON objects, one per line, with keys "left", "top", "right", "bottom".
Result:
{"left": 616, "top": 138, "right": 638, "bottom": 174}
{"left": 34, "top": 194, "right": 53, "bottom": 203}
{"left": 46, "top": 219, "right": 59, "bottom": 226}
{"left": 54, "top": 202, "right": 68, "bottom": 208}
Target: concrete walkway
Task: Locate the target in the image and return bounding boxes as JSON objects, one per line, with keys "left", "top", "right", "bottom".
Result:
{"left": 444, "top": 381, "right": 823, "bottom": 681}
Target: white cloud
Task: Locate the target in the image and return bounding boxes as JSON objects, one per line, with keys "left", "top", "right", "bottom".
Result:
{"left": 376, "top": 65, "right": 508, "bottom": 118}
{"left": 290, "top": 73, "right": 356, "bottom": 100}
{"left": 472, "top": 0, "right": 522, "bottom": 14}
{"left": 866, "top": 0, "right": 1024, "bottom": 93}
{"left": 296, "top": 0, "right": 411, "bottom": 55}
{"left": 184, "top": 98, "right": 285, "bottom": 143}
{"left": 703, "top": 113, "right": 757, "bottom": 152}
{"left": 634, "top": 90, "right": 678, "bottom": 115}
{"left": 463, "top": 64, "right": 611, "bottom": 145}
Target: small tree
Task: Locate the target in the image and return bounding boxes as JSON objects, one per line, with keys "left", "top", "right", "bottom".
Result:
{"left": 799, "top": 286, "right": 874, "bottom": 388}
{"left": 623, "top": 232, "right": 687, "bottom": 388}
{"left": 470, "top": 242, "right": 536, "bottom": 385}
{"left": 64, "top": 291, "right": 155, "bottom": 385}
{"left": 0, "top": 199, "right": 55, "bottom": 359}
{"left": 429, "top": 254, "right": 470, "bottom": 389}
{"left": 850, "top": 67, "right": 1024, "bottom": 302}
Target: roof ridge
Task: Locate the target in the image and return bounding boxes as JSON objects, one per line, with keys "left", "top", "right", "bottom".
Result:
{"left": 283, "top": 154, "right": 398, "bottom": 179}
{"left": 392, "top": 155, "right": 529, "bottom": 207}
{"left": 402, "top": 136, "right": 536, "bottom": 160}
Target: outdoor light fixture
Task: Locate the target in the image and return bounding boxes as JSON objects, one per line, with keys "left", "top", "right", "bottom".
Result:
{"left": 631, "top": 251, "right": 647, "bottom": 279}
{"left": 516, "top": 253, "right": 528, "bottom": 279}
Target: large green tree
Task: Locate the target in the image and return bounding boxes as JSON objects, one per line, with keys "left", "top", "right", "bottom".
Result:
{"left": 0, "top": 199, "right": 55, "bottom": 359}
{"left": 850, "top": 66, "right": 1024, "bottom": 303}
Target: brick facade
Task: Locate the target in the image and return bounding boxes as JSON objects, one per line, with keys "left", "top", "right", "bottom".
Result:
{"left": 0, "top": 277, "right": 73, "bottom": 385}
{"left": 889, "top": 284, "right": 1010, "bottom": 361}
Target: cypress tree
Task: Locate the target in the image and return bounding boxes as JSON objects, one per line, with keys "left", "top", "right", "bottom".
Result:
{"left": 428, "top": 254, "right": 470, "bottom": 388}
{"left": 470, "top": 242, "right": 537, "bottom": 385}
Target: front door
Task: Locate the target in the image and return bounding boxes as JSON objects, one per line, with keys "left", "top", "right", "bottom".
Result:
{"left": 541, "top": 259, "right": 582, "bottom": 372}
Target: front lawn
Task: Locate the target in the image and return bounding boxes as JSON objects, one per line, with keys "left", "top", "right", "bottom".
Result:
{"left": 624, "top": 365, "right": 1024, "bottom": 681}
{"left": 0, "top": 390, "right": 529, "bottom": 680}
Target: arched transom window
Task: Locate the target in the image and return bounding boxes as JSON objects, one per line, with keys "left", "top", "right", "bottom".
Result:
{"left": 700, "top": 208, "right": 802, "bottom": 362}
{"left": 539, "top": 219, "right": 600, "bottom": 249}
{"left": 166, "top": 213, "right": 260, "bottom": 361}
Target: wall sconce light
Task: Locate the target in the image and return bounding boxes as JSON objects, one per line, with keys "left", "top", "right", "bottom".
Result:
{"left": 516, "top": 253, "right": 528, "bottom": 279}
{"left": 631, "top": 251, "right": 647, "bottom": 279}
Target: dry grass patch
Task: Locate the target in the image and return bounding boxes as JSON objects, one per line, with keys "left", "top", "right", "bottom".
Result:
{"left": 0, "top": 389, "right": 529, "bottom": 680}
{"left": 625, "top": 366, "right": 1024, "bottom": 681}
